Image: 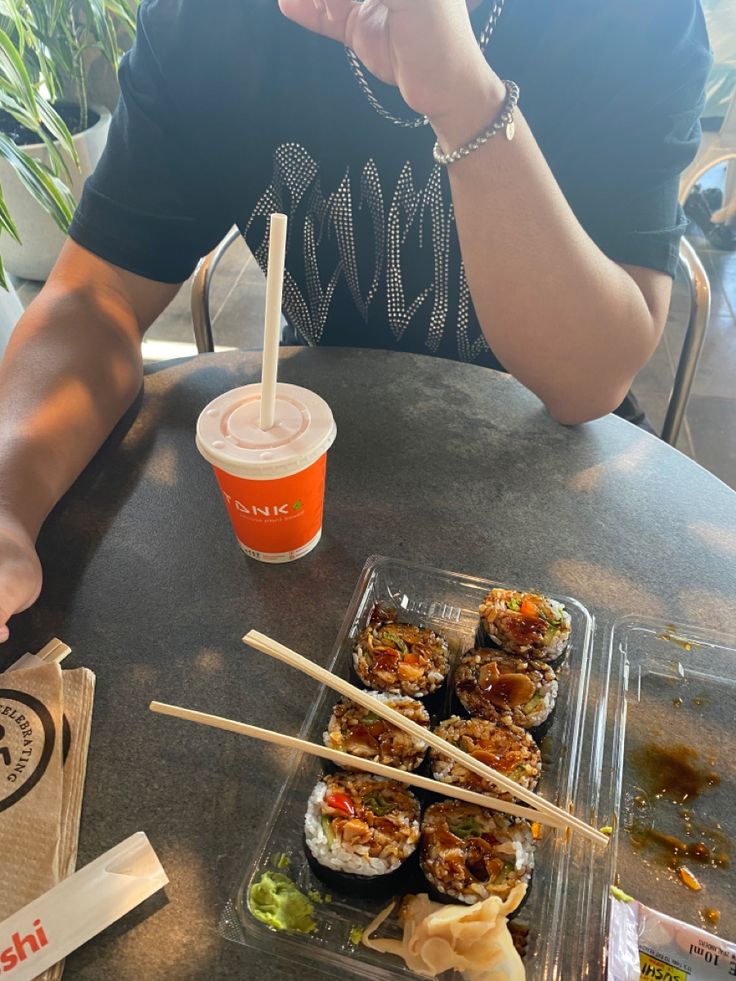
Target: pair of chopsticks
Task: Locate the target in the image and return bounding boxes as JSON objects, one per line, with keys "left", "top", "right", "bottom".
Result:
{"left": 7, "top": 637, "right": 72, "bottom": 674}
{"left": 34, "top": 637, "right": 72, "bottom": 664}
{"left": 151, "top": 631, "right": 608, "bottom": 846}
{"left": 150, "top": 701, "right": 566, "bottom": 828}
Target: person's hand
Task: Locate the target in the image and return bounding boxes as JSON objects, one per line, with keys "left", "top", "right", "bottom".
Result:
{"left": 0, "top": 519, "right": 42, "bottom": 643}
{"left": 279, "top": 0, "right": 502, "bottom": 125}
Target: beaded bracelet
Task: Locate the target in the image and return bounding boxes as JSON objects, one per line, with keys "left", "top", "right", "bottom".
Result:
{"left": 433, "top": 80, "right": 520, "bottom": 166}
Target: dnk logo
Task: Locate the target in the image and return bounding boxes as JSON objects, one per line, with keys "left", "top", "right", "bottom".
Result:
{"left": 221, "top": 495, "right": 304, "bottom": 516}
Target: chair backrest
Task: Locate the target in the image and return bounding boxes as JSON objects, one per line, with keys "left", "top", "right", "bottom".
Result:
{"left": 662, "top": 239, "right": 711, "bottom": 445}
{"left": 190, "top": 226, "right": 242, "bottom": 354}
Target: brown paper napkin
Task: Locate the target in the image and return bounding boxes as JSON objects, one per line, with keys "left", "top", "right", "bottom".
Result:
{"left": 0, "top": 645, "right": 95, "bottom": 981}
{"left": 40, "top": 668, "right": 96, "bottom": 981}
{"left": 0, "top": 661, "right": 64, "bottom": 921}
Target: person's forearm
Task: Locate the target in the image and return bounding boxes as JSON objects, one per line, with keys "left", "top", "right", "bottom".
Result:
{"left": 0, "top": 282, "right": 144, "bottom": 541}
{"left": 430, "top": 68, "right": 663, "bottom": 424}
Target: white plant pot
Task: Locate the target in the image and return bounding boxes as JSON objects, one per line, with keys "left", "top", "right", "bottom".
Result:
{"left": 0, "top": 105, "right": 111, "bottom": 281}
{"left": 0, "top": 278, "right": 23, "bottom": 358}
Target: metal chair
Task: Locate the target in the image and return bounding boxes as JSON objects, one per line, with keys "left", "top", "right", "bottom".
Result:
{"left": 190, "top": 231, "right": 710, "bottom": 447}
{"left": 664, "top": 238, "right": 711, "bottom": 445}
{"left": 666, "top": 87, "right": 736, "bottom": 444}
{"left": 190, "top": 225, "right": 244, "bottom": 355}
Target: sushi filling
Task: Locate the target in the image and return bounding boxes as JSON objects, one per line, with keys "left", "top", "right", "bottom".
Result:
{"left": 324, "top": 692, "right": 430, "bottom": 771}
{"left": 455, "top": 649, "right": 558, "bottom": 729}
{"left": 479, "top": 588, "right": 571, "bottom": 660}
{"left": 421, "top": 801, "right": 534, "bottom": 904}
{"left": 304, "top": 773, "right": 420, "bottom": 876}
{"left": 431, "top": 716, "right": 542, "bottom": 795}
{"left": 353, "top": 608, "right": 450, "bottom": 696}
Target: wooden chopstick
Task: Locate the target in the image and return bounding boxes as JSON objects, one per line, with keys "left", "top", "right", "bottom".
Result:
{"left": 149, "top": 700, "right": 569, "bottom": 830}
{"left": 35, "top": 638, "right": 72, "bottom": 664}
{"left": 243, "top": 629, "right": 608, "bottom": 847}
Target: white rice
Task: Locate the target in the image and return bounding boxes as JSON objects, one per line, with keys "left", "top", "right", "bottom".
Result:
{"left": 496, "top": 837, "right": 534, "bottom": 873}
{"left": 420, "top": 805, "right": 534, "bottom": 904}
{"left": 322, "top": 691, "right": 429, "bottom": 764}
{"left": 455, "top": 650, "right": 558, "bottom": 730}
{"left": 525, "top": 680, "right": 558, "bottom": 727}
{"left": 481, "top": 590, "right": 571, "bottom": 660}
{"left": 304, "top": 780, "right": 406, "bottom": 876}
{"left": 353, "top": 623, "right": 449, "bottom": 695}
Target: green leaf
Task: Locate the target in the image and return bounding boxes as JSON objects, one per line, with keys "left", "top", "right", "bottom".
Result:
{"left": 0, "top": 0, "right": 140, "bottom": 247}
{"left": 0, "top": 130, "right": 75, "bottom": 232}
{"left": 0, "top": 183, "right": 20, "bottom": 242}
{"left": 0, "top": 80, "right": 40, "bottom": 131}
{"left": 0, "top": 83, "right": 77, "bottom": 178}
{"left": 37, "top": 97, "right": 79, "bottom": 171}
{"left": 0, "top": 1, "right": 27, "bottom": 54}
{"left": 0, "top": 181, "right": 20, "bottom": 290}
{"left": 0, "top": 26, "right": 38, "bottom": 112}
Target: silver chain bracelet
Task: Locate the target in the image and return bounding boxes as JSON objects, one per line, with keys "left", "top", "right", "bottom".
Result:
{"left": 433, "top": 80, "right": 520, "bottom": 166}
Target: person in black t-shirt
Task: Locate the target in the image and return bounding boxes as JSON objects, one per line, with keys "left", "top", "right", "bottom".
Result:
{"left": 0, "top": 0, "right": 711, "bottom": 640}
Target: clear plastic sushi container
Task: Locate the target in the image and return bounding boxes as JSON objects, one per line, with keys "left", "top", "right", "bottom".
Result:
{"left": 220, "top": 555, "right": 616, "bottom": 979}
{"left": 573, "top": 615, "right": 736, "bottom": 975}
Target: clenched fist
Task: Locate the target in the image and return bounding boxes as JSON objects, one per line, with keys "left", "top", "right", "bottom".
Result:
{"left": 279, "top": 0, "right": 500, "bottom": 125}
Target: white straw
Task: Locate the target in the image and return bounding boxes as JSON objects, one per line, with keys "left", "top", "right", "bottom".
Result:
{"left": 149, "top": 700, "right": 568, "bottom": 829}
{"left": 259, "top": 212, "right": 288, "bottom": 430}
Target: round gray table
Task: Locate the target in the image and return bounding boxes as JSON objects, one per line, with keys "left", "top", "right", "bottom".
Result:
{"left": 3, "top": 348, "right": 736, "bottom": 980}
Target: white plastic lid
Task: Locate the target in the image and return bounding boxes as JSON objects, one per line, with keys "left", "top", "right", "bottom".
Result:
{"left": 196, "top": 382, "right": 337, "bottom": 480}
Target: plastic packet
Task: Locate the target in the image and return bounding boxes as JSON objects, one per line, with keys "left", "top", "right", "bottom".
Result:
{"left": 608, "top": 891, "right": 736, "bottom": 980}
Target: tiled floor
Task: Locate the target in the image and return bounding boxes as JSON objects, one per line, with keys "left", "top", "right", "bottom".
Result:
{"left": 13, "top": 209, "right": 736, "bottom": 491}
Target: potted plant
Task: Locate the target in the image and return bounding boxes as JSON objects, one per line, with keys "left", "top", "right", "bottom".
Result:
{"left": 0, "top": 0, "right": 137, "bottom": 283}
{"left": 0, "top": 29, "right": 76, "bottom": 346}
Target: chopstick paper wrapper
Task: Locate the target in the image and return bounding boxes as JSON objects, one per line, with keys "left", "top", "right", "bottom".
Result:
{"left": 0, "top": 832, "right": 168, "bottom": 981}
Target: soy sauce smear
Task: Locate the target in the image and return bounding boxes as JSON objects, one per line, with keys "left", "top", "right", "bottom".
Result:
{"left": 632, "top": 744, "right": 720, "bottom": 804}
{"left": 631, "top": 825, "right": 729, "bottom": 869}
{"left": 627, "top": 742, "right": 730, "bottom": 907}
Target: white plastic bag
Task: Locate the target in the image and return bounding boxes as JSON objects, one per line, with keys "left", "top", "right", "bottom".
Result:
{"left": 608, "top": 892, "right": 736, "bottom": 981}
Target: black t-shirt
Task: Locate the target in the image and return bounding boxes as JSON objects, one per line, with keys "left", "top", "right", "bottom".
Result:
{"left": 69, "top": 0, "right": 711, "bottom": 369}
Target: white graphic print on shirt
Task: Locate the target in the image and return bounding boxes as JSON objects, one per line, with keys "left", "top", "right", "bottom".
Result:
{"left": 244, "top": 142, "right": 489, "bottom": 362}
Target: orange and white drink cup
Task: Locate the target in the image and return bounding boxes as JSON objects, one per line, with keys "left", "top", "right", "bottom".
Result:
{"left": 196, "top": 382, "right": 337, "bottom": 563}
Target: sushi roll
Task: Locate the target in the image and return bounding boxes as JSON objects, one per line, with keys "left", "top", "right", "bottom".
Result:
{"left": 304, "top": 772, "right": 421, "bottom": 897}
{"left": 420, "top": 801, "right": 534, "bottom": 904}
{"left": 353, "top": 608, "right": 450, "bottom": 697}
{"left": 454, "top": 648, "right": 558, "bottom": 730}
{"left": 479, "top": 588, "right": 571, "bottom": 661}
{"left": 324, "top": 692, "right": 430, "bottom": 772}
{"left": 431, "top": 716, "right": 542, "bottom": 797}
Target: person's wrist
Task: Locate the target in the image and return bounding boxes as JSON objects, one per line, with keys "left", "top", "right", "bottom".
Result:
{"left": 0, "top": 505, "right": 38, "bottom": 550}
{"left": 428, "top": 62, "right": 507, "bottom": 158}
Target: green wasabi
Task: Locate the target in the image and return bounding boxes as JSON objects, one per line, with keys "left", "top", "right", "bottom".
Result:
{"left": 348, "top": 926, "right": 364, "bottom": 945}
{"left": 610, "top": 885, "right": 634, "bottom": 903}
{"left": 247, "top": 871, "right": 317, "bottom": 933}
{"left": 307, "top": 888, "right": 333, "bottom": 904}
